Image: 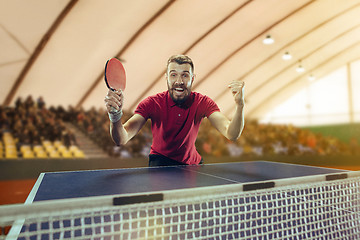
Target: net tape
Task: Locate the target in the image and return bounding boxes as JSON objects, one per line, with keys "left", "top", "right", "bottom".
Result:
{"left": 1, "top": 171, "right": 359, "bottom": 240}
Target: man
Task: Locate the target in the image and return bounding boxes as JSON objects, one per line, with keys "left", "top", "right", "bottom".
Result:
{"left": 104, "top": 55, "right": 244, "bottom": 166}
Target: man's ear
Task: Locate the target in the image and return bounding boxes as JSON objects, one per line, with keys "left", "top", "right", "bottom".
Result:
{"left": 191, "top": 74, "right": 196, "bottom": 84}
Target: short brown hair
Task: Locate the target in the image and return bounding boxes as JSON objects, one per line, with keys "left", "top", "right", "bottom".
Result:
{"left": 167, "top": 55, "right": 194, "bottom": 72}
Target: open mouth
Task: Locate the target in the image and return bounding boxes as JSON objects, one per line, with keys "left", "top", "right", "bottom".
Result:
{"left": 174, "top": 88, "right": 184, "bottom": 93}
{"left": 172, "top": 87, "right": 186, "bottom": 96}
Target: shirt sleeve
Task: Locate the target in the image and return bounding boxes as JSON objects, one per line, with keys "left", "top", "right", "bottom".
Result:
{"left": 134, "top": 96, "right": 152, "bottom": 120}
{"left": 203, "top": 95, "right": 220, "bottom": 118}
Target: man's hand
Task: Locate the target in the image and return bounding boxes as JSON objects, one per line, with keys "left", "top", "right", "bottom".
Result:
{"left": 104, "top": 89, "right": 124, "bottom": 113}
{"left": 228, "top": 80, "right": 245, "bottom": 107}
{"left": 104, "top": 89, "right": 124, "bottom": 123}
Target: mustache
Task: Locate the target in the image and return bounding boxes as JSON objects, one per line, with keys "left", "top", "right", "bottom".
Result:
{"left": 171, "top": 83, "right": 185, "bottom": 88}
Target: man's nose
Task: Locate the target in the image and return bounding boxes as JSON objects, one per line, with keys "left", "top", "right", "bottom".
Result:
{"left": 175, "top": 75, "right": 184, "bottom": 84}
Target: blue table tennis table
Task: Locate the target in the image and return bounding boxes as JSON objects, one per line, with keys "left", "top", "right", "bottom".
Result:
{"left": 26, "top": 161, "right": 347, "bottom": 203}
{"left": 5, "top": 161, "right": 359, "bottom": 240}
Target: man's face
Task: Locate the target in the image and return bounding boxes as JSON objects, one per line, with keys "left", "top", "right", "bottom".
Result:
{"left": 166, "top": 62, "right": 194, "bottom": 105}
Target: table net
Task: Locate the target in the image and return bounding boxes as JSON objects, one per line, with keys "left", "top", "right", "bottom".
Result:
{"left": 1, "top": 171, "right": 359, "bottom": 240}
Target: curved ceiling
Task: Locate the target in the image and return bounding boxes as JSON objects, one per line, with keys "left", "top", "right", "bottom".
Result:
{"left": 1, "top": 0, "right": 360, "bottom": 120}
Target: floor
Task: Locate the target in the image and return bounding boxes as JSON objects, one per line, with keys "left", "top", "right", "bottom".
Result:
{"left": 0, "top": 179, "right": 36, "bottom": 205}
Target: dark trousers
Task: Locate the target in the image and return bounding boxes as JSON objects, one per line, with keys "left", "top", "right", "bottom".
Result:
{"left": 148, "top": 154, "right": 203, "bottom": 167}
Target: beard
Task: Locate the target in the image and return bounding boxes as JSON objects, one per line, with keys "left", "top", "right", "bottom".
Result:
{"left": 168, "top": 83, "right": 191, "bottom": 105}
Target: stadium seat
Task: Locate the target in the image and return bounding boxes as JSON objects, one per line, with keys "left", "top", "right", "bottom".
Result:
{"left": 35, "top": 151, "right": 48, "bottom": 158}
{"left": 3, "top": 133, "right": 18, "bottom": 158}
{"left": 44, "top": 145, "right": 56, "bottom": 153}
{"left": 20, "top": 145, "right": 31, "bottom": 153}
{"left": 42, "top": 140, "right": 52, "bottom": 147}
{"left": 61, "top": 150, "right": 72, "bottom": 158}
{"left": 5, "top": 146, "right": 17, "bottom": 158}
{"left": 69, "top": 145, "right": 79, "bottom": 152}
{"left": 53, "top": 141, "right": 63, "bottom": 149}
{"left": 5, "top": 153, "right": 17, "bottom": 158}
{"left": 23, "top": 150, "right": 35, "bottom": 159}
{"left": 57, "top": 145, "right": 66, "bottom": 152}
{"left": 73, "top": 149, "right": 85, "bottom": 158}
{"left": 32, "top": 145, "right": 47, "bottom": 158}
{"left": 0, "top": 141, "right": 3, "bottom": 158}
{"left": 33, "top": 145, "right": 44, "bottom": 152}
{"left": 48, "top": 150, "right": 60, "bottom": 158}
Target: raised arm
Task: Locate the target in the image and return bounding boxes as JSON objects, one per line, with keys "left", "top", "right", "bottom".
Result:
{"left": 208, "top": 81, "right": 245, "bottom": 141}
{"left": 104, "top": 89, "right": 146, "bottom": 145}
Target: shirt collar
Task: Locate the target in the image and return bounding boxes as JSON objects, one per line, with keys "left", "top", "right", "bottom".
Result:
{"left": 167, "top": 91, "right": 194, "bottom": 108}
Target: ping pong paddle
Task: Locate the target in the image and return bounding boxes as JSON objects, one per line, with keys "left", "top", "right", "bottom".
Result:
{"left": 104, "top": 58, "right": 126, "bottom": 92}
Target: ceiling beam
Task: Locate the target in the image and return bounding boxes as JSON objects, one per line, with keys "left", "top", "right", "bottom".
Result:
{"left": 0, "top": 23, "right": 30, "bottom": 55}
{"left": 3, "top": 0, "right": 79, "bottom": 106}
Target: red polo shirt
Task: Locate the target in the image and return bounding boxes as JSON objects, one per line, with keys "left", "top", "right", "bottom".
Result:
{"left": 135, "top": 91, "right": 220, "bottom": 165}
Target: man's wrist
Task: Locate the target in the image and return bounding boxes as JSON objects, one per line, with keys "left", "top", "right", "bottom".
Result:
{"left": 108, "top": 110, "right": 123, "bottom": 123}
{"left": 236, "top": 101, "right": 244, "bottom": 108}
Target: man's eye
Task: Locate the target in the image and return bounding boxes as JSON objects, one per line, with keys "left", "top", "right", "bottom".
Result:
{"left": 182, "top": 74, "right": 189, "bottom": 78}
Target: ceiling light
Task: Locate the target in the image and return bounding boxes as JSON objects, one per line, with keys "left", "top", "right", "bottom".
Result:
{"left": 282, "top": 52, "right": 292, "bottom": 60}
{"left": 296, "top": 61, "right": 305, "bottom": 73}
{"left": 296, "top": 64, "right": 305, "bottom": 73}
{"left": 308, "top": 74, "right": 315, "bottom": 81}
{"left": 263, "top": 35, "right": 274, "bottom": 45}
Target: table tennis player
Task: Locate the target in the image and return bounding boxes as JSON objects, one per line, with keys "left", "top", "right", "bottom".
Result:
{"left": 104, "top": 55, "right": 245, "bottom": 166}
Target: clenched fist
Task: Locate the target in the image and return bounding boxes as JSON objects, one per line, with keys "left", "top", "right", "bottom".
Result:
{"left": 228, "top": 80, "right": 245, "bottom": 107}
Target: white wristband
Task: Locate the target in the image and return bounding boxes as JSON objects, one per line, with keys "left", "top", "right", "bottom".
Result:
{"left": 108, "top": 110, "right": 123, "bottom": 123}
